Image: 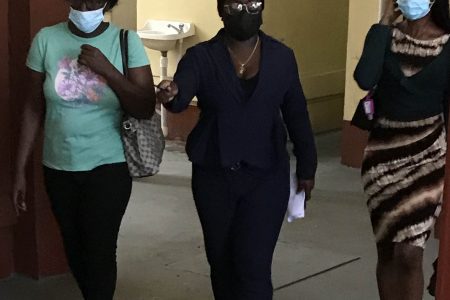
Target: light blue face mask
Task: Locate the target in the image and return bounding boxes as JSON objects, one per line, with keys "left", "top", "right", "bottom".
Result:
{"left": 396, "top": 0, "right": 435, "bottom": 21}
{"left": 69, "top": 5, "right": 106, "bottom": 33}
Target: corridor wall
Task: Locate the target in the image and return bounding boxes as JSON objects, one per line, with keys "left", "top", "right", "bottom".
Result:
{"left": 0, "top": 0, "right": 69, "bottom": 279}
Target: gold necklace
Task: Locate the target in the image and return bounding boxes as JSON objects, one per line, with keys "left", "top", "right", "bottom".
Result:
{"left": 228, "top": 36, "right": 260, "bottom": 77}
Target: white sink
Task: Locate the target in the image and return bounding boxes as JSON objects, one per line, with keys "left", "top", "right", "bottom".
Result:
{"left": 137, "top": 20, "right": 196, "bottom": 52}
{"left": 137, "top": 20, "right": 196, "bottom": 137}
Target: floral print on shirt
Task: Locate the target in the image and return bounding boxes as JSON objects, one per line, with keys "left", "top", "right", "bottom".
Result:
{"left": 55, "top": 57, "right": 107, "bottom": 106}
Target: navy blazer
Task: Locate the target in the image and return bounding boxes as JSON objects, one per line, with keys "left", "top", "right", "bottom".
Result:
{"left": 164, "top": 29, "right": 317, "bottom": 180}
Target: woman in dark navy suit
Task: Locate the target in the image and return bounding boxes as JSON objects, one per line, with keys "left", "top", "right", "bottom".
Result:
{"left": 157, "top": 1, "right": 317, "bottom": 299}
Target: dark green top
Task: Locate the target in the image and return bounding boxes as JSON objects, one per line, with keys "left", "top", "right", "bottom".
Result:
{"left": 354, "top": 24, "right": 450, "bottom": 121}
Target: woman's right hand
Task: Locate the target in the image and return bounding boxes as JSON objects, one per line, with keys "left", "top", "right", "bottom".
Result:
{"left": 12, "top": 170, "right": 27, "bottom": 215}
{"left": 380, "top": 0, "right": 402, "bottom": 25}
{"left": 156, "top": 80, "right": 179, "bottom": 104}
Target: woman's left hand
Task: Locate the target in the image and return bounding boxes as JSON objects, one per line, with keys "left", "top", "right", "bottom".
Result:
{"left": 298, "top": 179, "right": 315, "bottom": 201}
{"left": 78, "top": 44, "right": 114, "bottom": 76}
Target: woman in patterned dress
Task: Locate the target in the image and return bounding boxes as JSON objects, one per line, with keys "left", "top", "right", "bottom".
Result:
{"left": 354, "top": 0, "right": 450, "bottom": 299}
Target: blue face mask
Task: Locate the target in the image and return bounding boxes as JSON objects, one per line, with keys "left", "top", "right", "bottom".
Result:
{"left": 69, "top": 5, "right": 106, "bottom": 33}
{"left": 396, "top": 0, "right": 435, "bottom": 21}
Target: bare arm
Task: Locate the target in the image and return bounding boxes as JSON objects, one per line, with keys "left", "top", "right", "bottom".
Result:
{"left": 12, "top": 69, "right": 46, "bottom": 214}
{"left": 78, "top": 45, "right": 156, "bottom": 119}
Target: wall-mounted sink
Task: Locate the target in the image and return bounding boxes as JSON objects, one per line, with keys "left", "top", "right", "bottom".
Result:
{"left": 137, "top": 20, "right": 196, "bottom": 52}
{"left": 138, "top": 20, "right": 196, "bottom": 137}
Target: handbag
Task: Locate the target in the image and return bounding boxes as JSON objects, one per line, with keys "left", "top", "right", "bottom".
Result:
{"left": 119, "top": 29, "right": 165, "bottom": 177}
{"left": 351, "top": 90, "right": 376, "bottom": 131}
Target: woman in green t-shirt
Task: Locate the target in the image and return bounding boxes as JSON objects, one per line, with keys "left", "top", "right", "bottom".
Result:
{"left": 12, "top": 0, "right": 156, "bottom": 298}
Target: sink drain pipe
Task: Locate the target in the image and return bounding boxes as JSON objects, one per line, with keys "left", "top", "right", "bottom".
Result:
{"left": 160, "top": 50, "right": 169, "bottom": 136}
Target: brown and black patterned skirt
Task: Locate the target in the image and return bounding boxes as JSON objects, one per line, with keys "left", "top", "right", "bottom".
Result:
{"left": 361, "top": 115, "right": 446, "bottom": 248}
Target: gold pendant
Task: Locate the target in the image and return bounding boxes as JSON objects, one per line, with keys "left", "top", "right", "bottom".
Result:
{"left": 239, "top": 64, "right": 245, "bottom": 76}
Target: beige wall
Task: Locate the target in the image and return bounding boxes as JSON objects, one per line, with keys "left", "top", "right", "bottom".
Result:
{"left": 130, "top": 0, "right": 349, "bottom": 132}
{"left": 110, "top": 0, "right": 137, "bottom": 30}
{"left": 264, "top": 1, "right": 349, "bottom": 99}
{"left": 263, "top": 0, "right": 349, "bottom": 132}
{"left": 136, "top": 1, "right": 221, "bottom": 78}
{"left": 343, "top": 0, "right": 381, "bottom": 120}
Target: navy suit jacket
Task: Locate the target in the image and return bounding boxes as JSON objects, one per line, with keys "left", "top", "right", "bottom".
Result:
{"left": 164, "top": 29, "right": 317, "bottom": 180}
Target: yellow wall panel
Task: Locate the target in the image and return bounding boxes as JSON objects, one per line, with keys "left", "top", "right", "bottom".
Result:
{"left": 136, "top": 0, "right": 349, "bottom": 98}
{"left": 264, "top": 0, "right": 349, "bottom": 98}
{"left": 112, "top": 0, "right": 350, "bottom": 131}
{"left": 343, "top": 0, "right": 381, "bottom": 120}
{"left": 110, "top": 0, "right": 137, "bottom": 30}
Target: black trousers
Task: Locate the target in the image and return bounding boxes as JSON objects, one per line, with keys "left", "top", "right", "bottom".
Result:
{"left": 192, "top": 162, "right": 290, "bottom": 300}
{"left": 43, "top": 163, "right": 132, "bottom": 300}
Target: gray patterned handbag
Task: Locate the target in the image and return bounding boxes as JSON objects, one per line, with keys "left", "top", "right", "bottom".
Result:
{"left": 120, "top": 29, "right": 165, "bottom": 177}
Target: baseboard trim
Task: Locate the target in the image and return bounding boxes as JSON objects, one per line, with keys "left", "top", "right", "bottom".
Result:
{"left": 340, "top": 120, "right": 369, "bottom": 168}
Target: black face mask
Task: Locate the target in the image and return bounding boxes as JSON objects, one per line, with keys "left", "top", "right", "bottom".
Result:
{"left": 223, "top": 12, "right": 262, "bottom": 41}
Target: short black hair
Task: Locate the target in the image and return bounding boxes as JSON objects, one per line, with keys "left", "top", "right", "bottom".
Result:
{"left": 217, "top": 0, "right": 225, "bottom": 16}
{"left": 217, "top": 0, "right": 265, "bottom": 17}
{"left": 431, "top": 0, "right": 450, "bottom": 33}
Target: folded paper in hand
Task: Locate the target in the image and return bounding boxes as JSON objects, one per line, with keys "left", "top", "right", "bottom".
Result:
{"left": 287, "top": 173, "right": 306, "bottom": 223}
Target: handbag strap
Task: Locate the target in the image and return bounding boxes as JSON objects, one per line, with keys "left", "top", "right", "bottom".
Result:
{"left": 119, "top": 29, "right": 129, "bottom": 78}
{"left": 120, "top": 29, "right": 132, "bottom": 122}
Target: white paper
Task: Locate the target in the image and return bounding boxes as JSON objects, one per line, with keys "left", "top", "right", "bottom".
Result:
{"left": 287, "top": 173, "right": 306, "bottom": 223}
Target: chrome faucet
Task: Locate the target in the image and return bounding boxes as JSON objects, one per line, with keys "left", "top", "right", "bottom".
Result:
{"left": 167, "top": 23, "right": 184, "bottom": 34}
